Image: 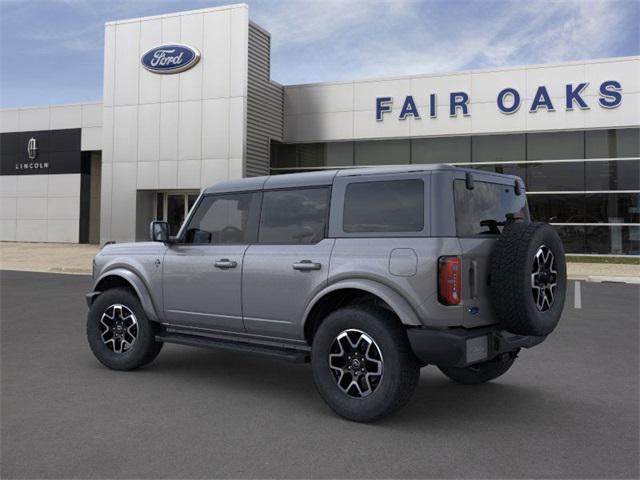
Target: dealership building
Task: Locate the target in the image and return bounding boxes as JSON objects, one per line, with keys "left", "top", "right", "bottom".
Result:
{"left": 0, "top": 3, "right": 638, "bottom": 254}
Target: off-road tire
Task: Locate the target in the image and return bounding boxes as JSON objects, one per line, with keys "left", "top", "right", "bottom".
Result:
{"left": 438, "top": 352, "right": 517, "bottom": 385}
{"left": 87, "top": 288, "right": 163, "bottom": 370}
{"left": 311, "top": 306, "right": 420, "bottom": 422}
{"left": 491, "top": 221, "right": 566, "bottom": 336}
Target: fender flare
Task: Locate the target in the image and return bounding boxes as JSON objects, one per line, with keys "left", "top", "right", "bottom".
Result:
{"left": 93, "top": 268, "right": 160, "bottom": 322}
{"left": 302, "top": 278, "right": 422, "bottom": 333}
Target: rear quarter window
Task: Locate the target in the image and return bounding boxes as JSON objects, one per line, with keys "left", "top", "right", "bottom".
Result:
{"left": 343, "top": 179, "right": 424, "bottom": 233}
{"left": 454, "top": 179, "right": 529, "bottom": 236}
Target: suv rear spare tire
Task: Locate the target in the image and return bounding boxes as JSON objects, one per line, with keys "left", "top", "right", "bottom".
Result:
{"left": 490, "top": 221, "right": 566, "bottom": 336}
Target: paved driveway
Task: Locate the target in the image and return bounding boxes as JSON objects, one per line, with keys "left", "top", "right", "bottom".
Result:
{"left": 1, "top": 270, "right": 638, "bottom": 478}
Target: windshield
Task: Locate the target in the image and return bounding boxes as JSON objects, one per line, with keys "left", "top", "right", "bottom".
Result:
{"left": 454, "top": 179, "right": 529, "bottom": 236}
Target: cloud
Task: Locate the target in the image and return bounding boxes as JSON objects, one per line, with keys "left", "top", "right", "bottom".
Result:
{"left": 0, "top": 0, "right": 637, "bottom": 107}
{"left": 253, "top": 0, "right": 637, "bottom": 84}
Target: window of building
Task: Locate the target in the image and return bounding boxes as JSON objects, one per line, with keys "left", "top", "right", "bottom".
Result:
{"left": 454, "top": 180, "right": 529, "bottom": 236}
{"left": 585, "top": 192, "right": 640, "bottom": 224}
{"left": 325, "top": 142, "right": 354, "bottom": 167}
{"left": 259, "top": 188, "right": 329, "bottom": 244}
{"left": 270, "top": 142, "right": 297, "bottom": 169}
{"left": 183, "top": 193, "right": 259, "bottom": 244}
{"left": 586, "top": 226, "right": 640, "bottom": 255}
{"left": 297, "top": 144, "right": 326, "bottom": 168}
{"left": 412, "top": 136, "right": 471, "bottom": 164}
{"left": 553, "top": 226, "right": 586, "bottom": 254}
{"left": 526, "top": 161, "right": 585, "bottom": 191}
{"left": 270, "top": 141, "right": 354, "bottom": 170}
{"left": 527, "top": 131, "right": 584, "bottom": 160}
{"left": 585, "top": 159, "right": 640, "bottom": 191}
{"left": 471, "top": 163, "right": 526, "bottom": 184}
{"left": 343, "top": 179, "right": 424, "bottom": 233}
{"left": 585, "top": 128, "right": 640, "bottom": 159}
{"left": 472, "top": 134, "right": 525, "bottom": 163}
{"left": 354, "top": 140, "right": 410, "bottom": 165}
{"left": 528, "top": 194, "right": 586, "bottom": 223}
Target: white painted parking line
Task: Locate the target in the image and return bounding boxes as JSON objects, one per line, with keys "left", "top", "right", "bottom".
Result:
{"left": 574, "top": 281, "right": 582, "bottom": 309}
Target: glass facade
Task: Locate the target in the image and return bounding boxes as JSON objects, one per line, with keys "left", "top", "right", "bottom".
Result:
{"left": 270, "top": 128, "right": 640, "bottom": 255}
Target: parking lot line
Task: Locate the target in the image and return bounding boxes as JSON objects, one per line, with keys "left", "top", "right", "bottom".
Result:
{"left": 574, "top": 281, "right": 582, "bottom": 309}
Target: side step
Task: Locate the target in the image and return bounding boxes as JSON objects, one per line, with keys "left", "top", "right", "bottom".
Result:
{"left": 156, "top": 332, "right": 310, "bottom": 363}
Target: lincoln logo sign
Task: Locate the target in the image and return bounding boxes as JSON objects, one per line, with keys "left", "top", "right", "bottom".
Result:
{"left": 16, "top": 136, "right": 48, "bottom": 170}
{"left": 141, "top": 44, "right": 201, "bottom": 74}
{"left": 376, "top": 80, "right": 622, "bottom": 120}
{"left": 27, "top": 137, "right": 38, "bottom": 160}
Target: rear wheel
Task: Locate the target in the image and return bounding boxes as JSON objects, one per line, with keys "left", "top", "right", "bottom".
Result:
{"left": 311, "top": 306, "right": 420, "bottom": 422}
{"left": 438, "top": 352, "right": 517, "bottom": 385}
{"left": 87, "top": 288, "right": 163, "bottom": 370}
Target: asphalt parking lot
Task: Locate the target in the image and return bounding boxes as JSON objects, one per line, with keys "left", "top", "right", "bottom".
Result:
{"left": 1, "top": 270, "right": 638, "bottom": 479}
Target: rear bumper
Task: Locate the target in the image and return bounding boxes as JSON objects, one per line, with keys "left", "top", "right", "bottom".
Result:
{"left": 407, "top": 325, "right": 546, "bottom": 368}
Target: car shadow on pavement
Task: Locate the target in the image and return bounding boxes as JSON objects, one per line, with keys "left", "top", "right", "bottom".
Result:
{"left": 129, "top": 344, "right": 568, "bottom": 429}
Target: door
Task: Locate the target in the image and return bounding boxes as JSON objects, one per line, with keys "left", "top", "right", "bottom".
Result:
{"left": 155, "top": 191, "right": 199, "bottom": 236}
{"left": 162, "top": 191, "right": 260, "bottom": 332}
{"left": 243, "top": 187, "right": 334, "bottom": 339}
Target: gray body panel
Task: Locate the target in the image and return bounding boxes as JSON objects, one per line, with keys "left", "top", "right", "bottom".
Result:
{"left": 93, "top": 242, "right": 167, "bottom": 320}
{"left": 90, "top": 164, "right": 527, "bottom": 349}
{"left": 162, "top": 244, "right": 248, "bottom": 332}
{"left": 327, "top": 237, "right": 464, "bottom": 329}
{"left": 242, "top": 239, "right": 335, "bottom": 338}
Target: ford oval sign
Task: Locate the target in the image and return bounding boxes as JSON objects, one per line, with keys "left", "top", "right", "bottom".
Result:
{"left": 141, "top": 44, "right": 201, "bottom": 74}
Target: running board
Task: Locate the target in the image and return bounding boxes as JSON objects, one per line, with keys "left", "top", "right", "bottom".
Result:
{"left": 156, "top": 332, "right": 310, "bottom": 363}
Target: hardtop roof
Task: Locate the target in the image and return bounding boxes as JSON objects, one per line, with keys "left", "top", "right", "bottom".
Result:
{"left": 202, "top": 164, "right": 521, "bottom": 194}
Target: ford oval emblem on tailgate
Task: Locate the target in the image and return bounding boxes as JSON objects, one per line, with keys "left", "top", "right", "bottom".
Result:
{"left": 141, "top": 44, "right": 201, "bottom": 74}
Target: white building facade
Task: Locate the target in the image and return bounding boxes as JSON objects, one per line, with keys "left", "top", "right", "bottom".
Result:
{"left": 1, "top": 3, "right": 638, "bottom": 254}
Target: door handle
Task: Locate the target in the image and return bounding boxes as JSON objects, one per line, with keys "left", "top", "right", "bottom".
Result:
{"left": 293, "top": 260, "right": 322, "bottom": 271}
{"left": 214, "top": 259, "right": 237, "bottom": 269}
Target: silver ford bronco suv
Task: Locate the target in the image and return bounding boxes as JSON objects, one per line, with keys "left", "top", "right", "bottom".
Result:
{"left": 87, "top": 165, "right": 566, "bottom": 422}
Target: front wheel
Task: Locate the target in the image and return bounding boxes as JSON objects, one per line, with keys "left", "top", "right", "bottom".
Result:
{"left": 311, "top": 306, "right": 420, "bottom": 422}
{"left": 87, "top": 288, "right": 163, "bottom": 370}
{"left": 438, "top": 352, "right": 517, "bottom": 385}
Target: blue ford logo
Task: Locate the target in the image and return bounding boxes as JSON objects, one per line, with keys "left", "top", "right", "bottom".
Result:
{"left": 141, "top": 44, "right": 200, "bottom": 74}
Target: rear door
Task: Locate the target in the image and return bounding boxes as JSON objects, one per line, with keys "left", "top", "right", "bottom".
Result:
{"left": 453, "top": 176, "right": 529, "bottom": 327}
{"left": 242, "top": 187, "right": 333, "bottom": 339}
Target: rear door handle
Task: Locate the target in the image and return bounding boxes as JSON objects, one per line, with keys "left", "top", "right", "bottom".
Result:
{"left": 293, "top": 260, "right": 321, "bottom": 271}
{"left": 214, "top": 259, "right": 237, "bottom": 269}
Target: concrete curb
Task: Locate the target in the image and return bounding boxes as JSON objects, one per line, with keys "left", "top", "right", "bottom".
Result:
{"left": 584, "top": 275, "right": 640, "bottom": 284}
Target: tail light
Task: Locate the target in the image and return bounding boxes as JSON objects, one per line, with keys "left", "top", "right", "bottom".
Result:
{"left": 438, "top": 256, "right": 461, "bottom": 305}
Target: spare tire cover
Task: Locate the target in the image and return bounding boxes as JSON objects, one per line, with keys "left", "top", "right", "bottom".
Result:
{"left": 490, "top": 221, "right": 567, "bottom": 336}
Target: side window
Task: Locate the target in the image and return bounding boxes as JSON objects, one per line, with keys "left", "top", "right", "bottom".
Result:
{"left": 343, "top": 179, "right": 424, "bottom": 233}
{"left": 183, "top": 193, "right": 259, "bottom": 244}
{"left": 259, "top": 188, "right": 329, "bottom": 244}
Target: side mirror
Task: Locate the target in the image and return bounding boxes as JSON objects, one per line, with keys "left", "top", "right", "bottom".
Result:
{"left": 150, "top": 221, "right": 170, "bottom": 243}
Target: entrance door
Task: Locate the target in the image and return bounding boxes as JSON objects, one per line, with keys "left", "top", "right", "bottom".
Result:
{"left": 162, "top": 191, "right": 261, "bottom": 332}
{"left": 155, "top": 192, "right": 199, "bottom": 237}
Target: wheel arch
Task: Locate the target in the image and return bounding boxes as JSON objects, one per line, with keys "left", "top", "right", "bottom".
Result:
{"left": 302, "top": 279, "right": 421, "bottom": 344}
{"left": 91, "top": 269, "right": 160, "bottom": 322}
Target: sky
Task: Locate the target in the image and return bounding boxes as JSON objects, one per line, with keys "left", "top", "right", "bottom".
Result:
{"left": 0, "top": 0, "right": 638, "bottom": 108}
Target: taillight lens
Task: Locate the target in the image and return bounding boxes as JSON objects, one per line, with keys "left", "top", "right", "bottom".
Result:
{"left": 438, "top": 256, "right": 461, "bottom": 305}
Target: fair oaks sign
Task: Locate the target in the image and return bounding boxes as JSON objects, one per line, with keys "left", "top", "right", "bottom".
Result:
{"left": 375, "top": 80, "right": 623, "bottom": 121}
{"left": 141, "top": 44, "right": 201, "bottom": 74}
